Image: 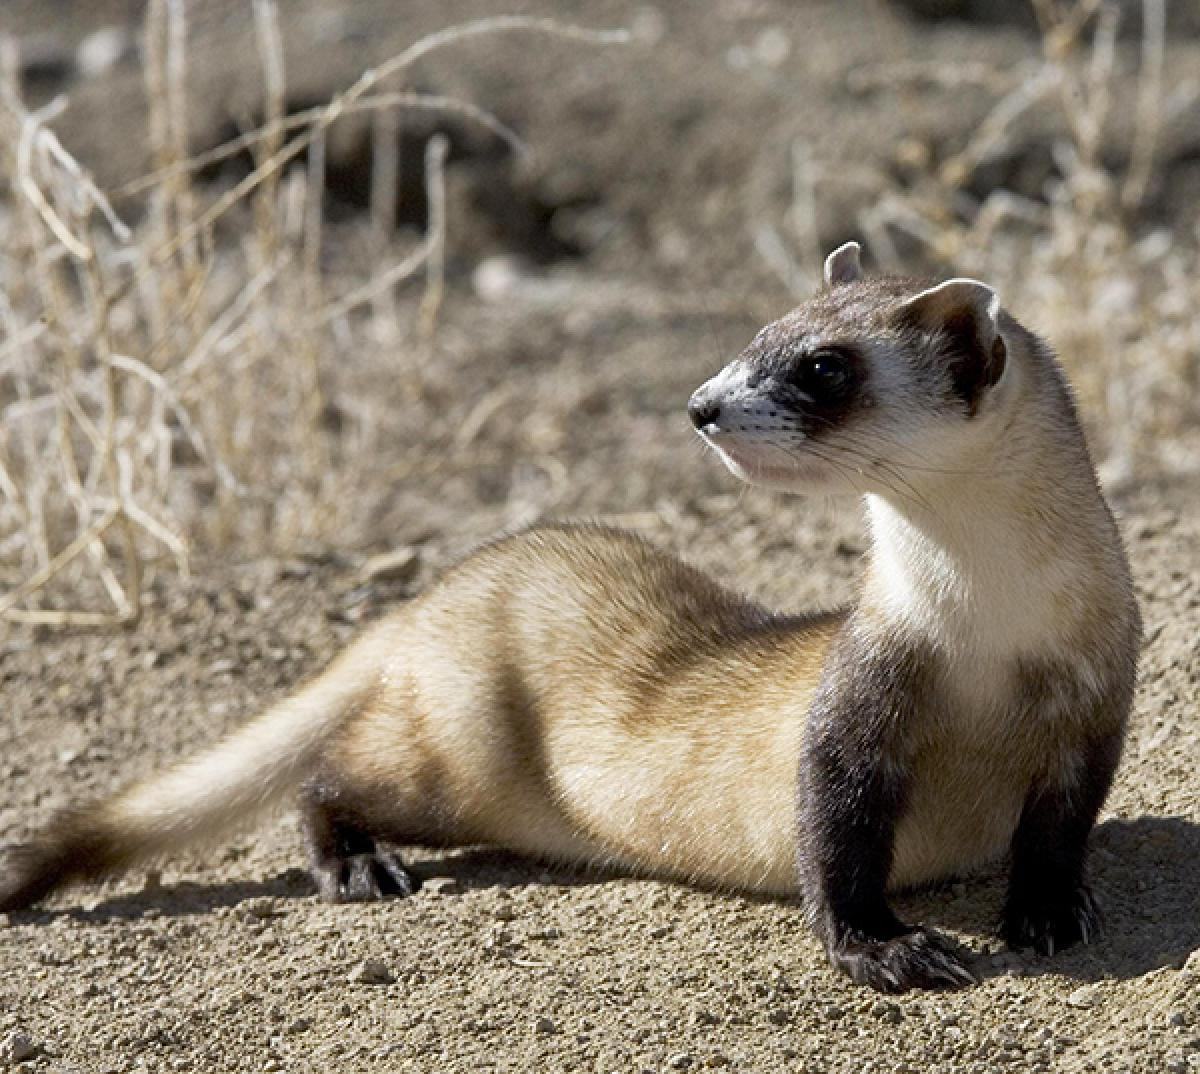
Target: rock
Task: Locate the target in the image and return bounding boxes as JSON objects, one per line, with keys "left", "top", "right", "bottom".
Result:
{"left": 473, "top": 256, "right": 526, "bottom": 302}
{"left": 422, "top": 876, "right": 462, "bottom": 896}
{"left": 533, "top": 1016, "right": 557, "bottom": 1035}
{"left": 668, "top": 1053, "right": 694, "bottom": 1069}
{"left": 767, "top": 1007, "right": 790, "bottom": 1026}
{"left": 275, "top": 559, "right": 314, "bottom": 580}
{"left": 76, "top": 26, "right": 134, "bottom": 77}
{"left": 240, "top": 897, "right": 285, "bottom": 920}
{"left": 1065, "top": 986, "right": 1098, "bottom": 1009}
{"left": 1, "top": 1031, "right": 37, "bottom": 1064}
{"left": 349, "top": 958, "right": 393, "bottom": 985}
{"left": 873, "top": 1000, "right": 903, "bottom": 1024}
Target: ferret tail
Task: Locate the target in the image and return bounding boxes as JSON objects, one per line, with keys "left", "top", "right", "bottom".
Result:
{"left": 0, "top": 628, "right": 390, "bottom": 912}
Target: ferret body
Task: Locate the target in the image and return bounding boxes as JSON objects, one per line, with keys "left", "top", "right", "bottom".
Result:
{"left": 0, "top": 243, "right": 1140, "bottom": 992}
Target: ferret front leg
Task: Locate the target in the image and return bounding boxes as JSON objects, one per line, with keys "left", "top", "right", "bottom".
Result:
{"left": 798, "top": 736, "right": 974, "bottom": 992}
{"left": 797, "top": 646, "right": 976, "bottom": 994}
{"left": 1003, "top": 730, "right": 1122, "bottom": 955}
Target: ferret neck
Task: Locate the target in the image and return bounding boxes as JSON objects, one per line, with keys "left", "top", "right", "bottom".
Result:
{"left": 860, "top": 454, "right": 1112, "bottom": 659}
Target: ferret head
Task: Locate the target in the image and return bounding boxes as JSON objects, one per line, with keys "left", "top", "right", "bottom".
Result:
{"left": 689, "top": 242, "right": 1019, "bottom": 496}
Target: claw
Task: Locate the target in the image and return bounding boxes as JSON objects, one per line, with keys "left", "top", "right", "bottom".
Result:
{"left": 831, "top": 927, "right": 975, "bottom": 993}
{"left": 1003, "top": 883, "right": 1101, "bottom": 956}
{"left": 374, "top": 846, "right": 420, "bottom": 897}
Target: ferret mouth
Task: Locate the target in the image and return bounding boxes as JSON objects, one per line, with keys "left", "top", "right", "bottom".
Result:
{"left": 702, "top": 435, "right": 835, "bottom": 487}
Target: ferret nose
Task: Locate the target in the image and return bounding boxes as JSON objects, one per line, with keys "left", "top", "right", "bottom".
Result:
{"left": 688, "top": 394, "right": 721, "bottom": 430}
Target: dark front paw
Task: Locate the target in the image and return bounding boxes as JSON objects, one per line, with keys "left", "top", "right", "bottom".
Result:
{"left": 1003, "top": 884, "right": 1101, "bottom": 956}
{"left": 829, "top": 927, "right": 976, "bottom": 993}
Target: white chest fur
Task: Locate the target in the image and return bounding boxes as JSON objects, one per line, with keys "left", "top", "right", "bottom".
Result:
{"left": 862, "top": 485, "right": 1124, "bottom": 887}
{"left": 863, "top": 491, "right": 1098, "bottom": 680}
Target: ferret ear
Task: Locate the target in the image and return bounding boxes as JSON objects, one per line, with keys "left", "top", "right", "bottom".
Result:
{"left": 897, "top": 278, "right": 1007, "bottom": 416}
{"left": 823, "top": 241, "right": 863, "bottom": 286}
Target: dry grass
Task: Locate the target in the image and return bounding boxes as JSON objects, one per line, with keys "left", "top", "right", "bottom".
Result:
{"left": 760, "top": 0, "right": 1198, "bottom": 486}
{"left": 1, "top": 0, "right": 1195, "bottom": 629}
{"left": 0, "top": 7, "right": 627, "bottom": 627}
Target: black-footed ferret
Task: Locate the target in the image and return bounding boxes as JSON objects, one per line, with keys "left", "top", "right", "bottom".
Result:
{"left": 0, "top": 242, "right": 1141, "bottom": 993}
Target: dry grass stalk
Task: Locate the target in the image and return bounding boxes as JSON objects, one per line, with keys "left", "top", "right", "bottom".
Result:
{"left": 418, "top": 134, "right": 450, "bottom": 337}
{"left": 0, "top": 12, "right": 630, "bottom": 627}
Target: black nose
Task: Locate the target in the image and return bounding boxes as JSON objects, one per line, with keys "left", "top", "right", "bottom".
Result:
{"left": 689, "top": 396, "right": 721, "bottom": 430}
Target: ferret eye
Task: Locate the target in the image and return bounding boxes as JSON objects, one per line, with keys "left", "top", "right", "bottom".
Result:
{"left": 790, "top": 348, "right": 852, "bottom": 399}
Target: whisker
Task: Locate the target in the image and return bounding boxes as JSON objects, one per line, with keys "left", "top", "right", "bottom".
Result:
{"left": 771, "top": 441, "right": 862, "bottom": 497}
{"left": 780, "top": 429, "right": 938, "bottom": 516}
{"left": 797, "top": 413, "right": 997, "bottom": 479}
{"left": 793, "top": 439, "right": 937, "bottom": 518}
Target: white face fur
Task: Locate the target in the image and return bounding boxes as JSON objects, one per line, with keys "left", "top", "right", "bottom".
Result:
{"left": 688, "top": 242, "right": 1019, "bottom": 499}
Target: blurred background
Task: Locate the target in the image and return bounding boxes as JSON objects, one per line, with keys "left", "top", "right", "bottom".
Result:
{"left": 1, "top": 0, "right": 1198, "bottom": 620}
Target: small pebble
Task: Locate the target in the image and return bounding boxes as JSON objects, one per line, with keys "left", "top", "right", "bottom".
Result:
{"left": 2, "top": 1031, "right": 37, "bottom": 1064}
{"left": 76, "top": 26, "right": 133, "bottom": 76}
{"left": 240, "top": 897, "right": 284, "bottom": 920}
{"left": 668, "top": 1053, "right": 694, "bottom": 1070}
{"left": 534, "top": 1016, "right": 556, "bottom": 1035}
{"left": 349, "top": 958, "right": 393, "bottom": 985}
{"left": 873, "top": 1000, "right": 903, "bottom": 1024}
{"left": 1065, "top": 986, "right": 1097, "bottom": 1009}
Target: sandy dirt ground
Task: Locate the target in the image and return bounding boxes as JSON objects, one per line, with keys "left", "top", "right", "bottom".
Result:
{"left": 1, "top": 1, "right": 1199, "bottom": 1071}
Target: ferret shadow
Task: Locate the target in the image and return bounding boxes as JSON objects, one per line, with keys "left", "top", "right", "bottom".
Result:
{"left": 16, "top": 867, "right": 319, "bottom": 924}
{"left": 16, "top": 816, "right": 1199, "bottom": 987}
{"left": 15, "top": 847, "right": 618, "bottom": 925}
{"left": 895, "top": 815, "right": 1200, "bottom": 984}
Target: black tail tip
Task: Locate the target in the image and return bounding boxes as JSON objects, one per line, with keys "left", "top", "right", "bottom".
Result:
{"left": 0, "top": 843, "right": 70, "bottom": 913}
{"left": 1, "top": 811, "right": 121, "bottom": 913}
